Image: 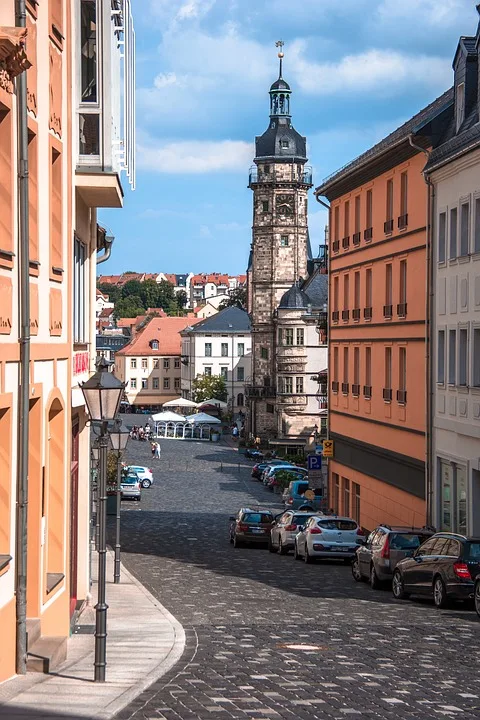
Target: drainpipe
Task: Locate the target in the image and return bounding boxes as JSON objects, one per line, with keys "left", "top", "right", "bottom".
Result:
{"left": 408, "top": 135, "right": 434, "bottom": 526}
{"left": 96, "top": 234, "right": 114, "bottom": 265}
{"left": 15, "top": 0, "right": 30, "bottom": 675}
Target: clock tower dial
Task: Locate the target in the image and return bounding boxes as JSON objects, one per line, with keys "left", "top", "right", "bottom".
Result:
{"left": 276, "top": 194, "right": 294, "bottom": 217}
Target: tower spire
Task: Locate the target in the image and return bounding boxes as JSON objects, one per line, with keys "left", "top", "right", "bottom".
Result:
{"left": 275, "top": 40, "right": 284, "bottom": 78}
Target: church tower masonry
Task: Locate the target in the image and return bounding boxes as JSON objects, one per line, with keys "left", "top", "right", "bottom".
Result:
{"left": 246, "top": 46, "right": 312, "bottom": 438}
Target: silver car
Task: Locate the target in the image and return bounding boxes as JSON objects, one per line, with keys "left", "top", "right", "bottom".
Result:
{"left": 294, "top": 515, "right": 365, "bottom": 563}
{"left": 269, "top": 510, "right": 317, "bottom": 554}
{"left": 120, "top": 473, "right": 141, "bottom": 501}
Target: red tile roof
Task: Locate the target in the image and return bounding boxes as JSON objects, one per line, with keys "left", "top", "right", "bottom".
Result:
{"left": 116, "top": 316, "right": 201, "bottom": 356}
{"left": 98, "top": 275, "right": 121, "bottom": 285}
{"left": 191, "top": 273, "right": 229, "bottom": 286}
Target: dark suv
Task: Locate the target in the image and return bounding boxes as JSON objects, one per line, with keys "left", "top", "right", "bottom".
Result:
{"left": 392, "top": 532, "right": 480, "bottom": 607}
{"left": 229, "top": 508, "right": 274, "bottom": 548}
{"left": 353, "top": 525, "right": 435, "bottom": 588}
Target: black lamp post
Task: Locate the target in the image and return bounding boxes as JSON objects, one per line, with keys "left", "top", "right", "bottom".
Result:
{"left": 80, "top": 357, "right": 125, "bottom": 683}
{"left": 109, "top": 420, "right": 129, "bottom": 584}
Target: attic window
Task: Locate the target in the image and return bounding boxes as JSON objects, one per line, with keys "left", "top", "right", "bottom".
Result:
{"left": 456, "top": 82, "right": 465, "bottom": 131}
{"left": 281, "top": 140, "right": 289, "bottom": 148}
{"left": 151, "top": 340, "right": 159, "bottom": 350}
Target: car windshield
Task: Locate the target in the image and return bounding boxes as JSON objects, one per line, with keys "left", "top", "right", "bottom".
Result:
{"left": 389, "top": 533, "right": 425, "bottom": 550}
{"left": 318, "top": 519, "right": 357, "bottom": 531}
{"left": 242, "top": 513, "right": 273, "bottom": 524}
{"left": 122, "top": 477, "right": 138, "bottom": 485}
{"left": 465, "top": 542, "right": 480, "bottom": 560}
{"left": 293, "top": 514, "right": 314, "bottom": 525}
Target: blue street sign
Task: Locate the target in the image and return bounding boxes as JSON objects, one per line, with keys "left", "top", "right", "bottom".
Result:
{"left": 307, "top": 454, "right": 322, "bottom": 471}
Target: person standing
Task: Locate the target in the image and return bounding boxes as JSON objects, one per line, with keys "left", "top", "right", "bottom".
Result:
{"left": 154, "top": 441, "right": 161, "bottom": 459}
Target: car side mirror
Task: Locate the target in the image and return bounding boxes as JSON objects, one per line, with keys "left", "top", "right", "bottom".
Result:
{"left": 229, "top": 516, "right": 236, "bottom": 521}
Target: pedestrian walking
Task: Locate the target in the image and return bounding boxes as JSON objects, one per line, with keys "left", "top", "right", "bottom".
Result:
{"left": 151, "top": 441, "right": 156, "bottom": 457}
{"left": 154, "top": 441, "right": 161, "bottom": 459}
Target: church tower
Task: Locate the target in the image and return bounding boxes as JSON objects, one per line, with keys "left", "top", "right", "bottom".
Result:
{"left": 247, "top": 44, "right": 312, "bottom": 439}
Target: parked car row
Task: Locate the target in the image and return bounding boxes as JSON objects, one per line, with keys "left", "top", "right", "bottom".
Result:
{"left": 119, "top": 465, "right": 155, "bottom": 501}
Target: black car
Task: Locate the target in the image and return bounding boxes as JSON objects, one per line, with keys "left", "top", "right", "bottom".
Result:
{"left": 229, "top": 508, "right": 274, "bottom": 547}
{"left": 392, "top": 532, "right": 480, "bottom": 607}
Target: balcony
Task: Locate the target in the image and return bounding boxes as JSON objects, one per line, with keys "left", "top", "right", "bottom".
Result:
{"left": 383, "top": 305, "right": 393, "bottom": 319}
{"left": 384, "top": 219, "right": 394, "bottom": 234}
{"left": 248, "top": 164, "right": 312, "bottom": 187}
{"left": 277, "top": 344, "right": 307, "bottom": 359}
{"left": 341, "top": 383, "right": 349, "bottom": 395}
{"left": 364, "top": 227, "right": 373, "bottom": 242}
{"left": 342, "top": 236, "right": 350, "bottom": 249}
{"left": 398, "top": 214, "right": 408, "bottom": 230}
{"left": 397, "top": 389, "right": 407, "bottom": 404}
{"left": 245, "top": 385, "right": 276, "bottom": 399}
{"left": 341, "top": 310, "right": 349, "bottom": 322}
{"left": 332, "top": 380, "right": 339, "bottom": 393}
{"left": 277, "top": 393, "right": 308, "bottom": 407}
{"left": 364, "top": 307, "right": 372, "bottom": 320}
{"left": 332, "top": 240, "right": 340, "bottom": 253}
{"left": 353, "top": 232, "right": 361, "bottom": 246}
{"left": 352, "top": 308, "right": 361, "bottom": 321}
{"left": 352, "top": 384, "right": 360, "bottom": 397}
{"left": 363, "top": 385, "right": 372, "bottom": 398}
{"left": 332, "top": 310, "right": 339, "bottom": 323}
{"left": 397, "top": 303, "right": 407, "bottom": 318}
{"left": 383, "top": 388, "right": 392, "bottom": 402}
{"left": 76, "top": 0, "right": 135, "bottom": 208}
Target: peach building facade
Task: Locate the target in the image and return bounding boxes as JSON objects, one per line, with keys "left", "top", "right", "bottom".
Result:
{"left": 316, "top": 91, "right": 454, "bottom": 531}
{"left": 0, "top": 0, "right": 135, "bottom": 682}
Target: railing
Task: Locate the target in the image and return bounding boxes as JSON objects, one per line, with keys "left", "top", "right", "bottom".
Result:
{"left": 245, "top": 385, "right": 276, "bottom": 399}
{"left": 383, "top": 388, "right": 392, "bottom": 401}
{"left": 277, "top": 394, "right": 308, "bottom": 406}
{"left": 352, "top": 308, "right": 361, "bottom": 321}
{"left": 248, "top": 165, "right": 313, "bottom": 186}
{"left": 397, "top": 303, "right": 407, "bottom": 318}
{"left": 342, "top": 236, "right": 350, "bottom": 249}
{"left": 332, "top": 240, "right": 340, "bottom": 253}
{"left": 383, "top": 305, "right": 393, "bottom": 319}
{"left": 353, "top": 232, "right": 361, "bottom": 246}
{"left": 363, "top": 385, "right": 372, "bottom": 398}
{"left": 384, "top": 219, "right": 394, "bottom": 234}
{"left": 332, "top": 381, "right": 339, "bottom": 393}
{"left": 352, "top": 384, "right": 360, "bottom": 396}
{"left": 332, "top": 310, "right": 339, "bottom": 323}
{"left": 364, "top": 227, "right": 373, "bottom": 241}
{"left": 364, "top": 307, "right": 372, "bottom": 320}
{"left": 397, "top": 389, "right": 407, "bottom": 404}
{"left": 341, "top": 310, "right": 349, "bottom": 321}
{"left": 398, "top": 214, "right": 408, "bottom": 230}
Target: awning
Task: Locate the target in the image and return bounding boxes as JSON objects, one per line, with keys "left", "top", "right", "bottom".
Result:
{"left": 269, "top": 438, "right": 310, "bottom": 446}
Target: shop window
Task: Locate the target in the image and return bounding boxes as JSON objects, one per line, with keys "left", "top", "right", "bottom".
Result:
{"left": 352, "top": 482, "right": 360, "bottom": 524}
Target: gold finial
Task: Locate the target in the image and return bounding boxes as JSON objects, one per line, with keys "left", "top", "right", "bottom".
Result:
{"left": 275, "top": 39, "right": 284, "bottom": 59}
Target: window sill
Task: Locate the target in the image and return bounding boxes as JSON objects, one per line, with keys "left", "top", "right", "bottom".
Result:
{"left": 46, "top": 572, "right": 65, "bottom": 595}
{"left": 458, "top": 255, "right": 470, "bottom": 264}
{"left": 472, "top": 251, "right": 480, "bottom": 262}
{"left": 0, "top": 555, "right": 12, "bottom": 573}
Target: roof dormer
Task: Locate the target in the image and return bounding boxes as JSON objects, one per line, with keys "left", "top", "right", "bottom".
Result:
{"left": 452, "top": 32, "right": 478, "bottom": 133}
{"left": 150, "top": 339, "right": 159, "bottom": 350}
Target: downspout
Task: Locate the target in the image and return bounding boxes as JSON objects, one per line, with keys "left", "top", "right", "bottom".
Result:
{"left": 315, "top": 193, "right": 330, "bottom": 500}
{"left": 408, "top": 135, "right": 434, "bottom": 526}
{"left": 96, "top": 234, "right": 114, "bottom": 265}
{"left": 15, "top": 0, "right": 30, "bottom": 675}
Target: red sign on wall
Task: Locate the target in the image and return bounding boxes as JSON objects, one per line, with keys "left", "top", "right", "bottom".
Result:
{"left": 73, "top": 351, "right": 90, "bottom": 376}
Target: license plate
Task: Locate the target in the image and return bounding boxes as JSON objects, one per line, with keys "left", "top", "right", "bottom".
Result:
{"left": 251, "top": 528, "right": 265, "bottom": 534}
{"left": 330, "top": 547, "right": 348, "bottom": 552}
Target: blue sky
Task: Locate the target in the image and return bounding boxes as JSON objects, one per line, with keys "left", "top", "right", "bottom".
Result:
{"left": 99, "top": 0, "right": 478, "bottom": 276}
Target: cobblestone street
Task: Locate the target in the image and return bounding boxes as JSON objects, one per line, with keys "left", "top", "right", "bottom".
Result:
{"left": 110, "top": 421, "right": 480, "bottom": 720}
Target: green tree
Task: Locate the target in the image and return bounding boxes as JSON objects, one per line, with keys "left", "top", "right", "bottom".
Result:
{"left": 140, "top": 279, "right": 161, "bottom": 309}
{"left": 191, "top": 374, "right": 228, "bottom": 403}
{"left": 121, "top": 279, "right": 144, "bottom": 299}
{"left": 97, "top": 282, "right": 121, "bottom": 304}
{"left": 156, "top": 280, "right": 177, "bottom": 310}
{"left": 176, "top": 290, "right": 188, "bottom": 308}
{"left": 218, "top": 286, "right": 247, "bottom": 310}
{"left": 113, "top": 295, "right": 145, "bottom": 319}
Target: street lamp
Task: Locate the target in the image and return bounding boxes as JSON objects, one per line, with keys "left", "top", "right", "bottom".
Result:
{"left": 80, "top": 357, "right": 125, "bottom": 683}
{"left": 109, "top": 420, "right": 129, "bottom": 584}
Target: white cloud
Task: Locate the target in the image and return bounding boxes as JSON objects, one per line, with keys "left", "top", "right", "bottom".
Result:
{"left": 215, "top": 221, "right": 246, "bottom": 232}
{"left": 290, "top": 45, "right": 451, "bottom": 96}
{"left": 377, "top": 0, "right": 468, "bottom": 26}
{"left": 199, "top": 225, "right": 213, "bottom": 238}
{"left": 137, "top": 138, "right": 253, "bottom": 174}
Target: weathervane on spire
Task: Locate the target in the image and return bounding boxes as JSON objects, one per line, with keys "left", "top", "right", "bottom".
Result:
{"left": 275, "top": 40, "right": 284, "bottom": 77}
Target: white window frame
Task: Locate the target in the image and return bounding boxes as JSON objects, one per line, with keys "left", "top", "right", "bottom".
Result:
{"left": 73, "top": 236, "right": 87, "bottom": 343}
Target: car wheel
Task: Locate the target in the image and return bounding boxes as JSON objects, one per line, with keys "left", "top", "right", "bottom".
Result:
{"left": 268, "top": 537, "right": 276, "bottom": 553}
{"left": 278, "top": 538, "right": 288, "bottom": 555}
{"left": 433, "top": 576, "right": 448, "bottom": 608}
{"left": 304, "top": 544, "right": 313, "bottom": 564}
{"left": 293, "top": 542, "right": 301, "bottom": 561}
{"left": 370, "top": 564, "right": 381, "bottom": 589}
{"left": 474, "top": 581, "right": 480, "bottom": 619}
{"left": 352, "top": 558, "right": 363, "bottom": 582}
{"left": 141, "top": 479, "right": 151, "bottom": 488}
{"left": 392, "top": 570, "right": 409, "bottom": 600}
{"left": 233, "top": 535, "right": 243, "bottom": 548}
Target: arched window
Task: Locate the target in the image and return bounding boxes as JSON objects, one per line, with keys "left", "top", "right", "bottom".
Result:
{"left": 237, "top": 393, "right": 244, "bottom": 407}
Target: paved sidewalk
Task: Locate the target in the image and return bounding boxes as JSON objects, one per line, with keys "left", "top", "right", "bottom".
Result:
{"left": 0, "top": 549, "right": 185, "bottom": 720}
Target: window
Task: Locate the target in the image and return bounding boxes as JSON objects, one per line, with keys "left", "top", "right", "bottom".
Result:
{"left": 353, "top": 347, "right": 360, "bottom": 393}
{"left": 352, "top": 483, "right": 360, "bottom": 523}
{"left": 450, "top": 207, "right": 458, "bottom": 259}
{"left": 141, "top": 358, "right": 148, "bottom": 369}
{"left": 333, "top": 346, "right": 339, "bottom": 385}
{"left": 385, "top": 346, "right": 392, "bottom": 394}
{"left": 386, "top": 178, "right": 394, "bottom": 229}
{"left": 130, "top": 359, "right": 137, "bottom": 369}
{"left": 456, "top": 82, "right": 465, "bottom": 131}
{"left": 28, "top": 130, "right": 38, "bottom": 264}
{"left": 204, "top": 367, "right": 212, "bottom": 376}
{"left": 73, "top": 237, "right": 87, "bottom": 343}
{"left": 460, "top": 202, "right": 470, "bottom": 256}
{"left": 262, "top": 200, "right": 269, "bottom": 212}
{"left": 448, "top": 329, "right": 456, "bottom": 384}
{"left": 296, "top": 376, "right": 304, "bottom": 394}
{"left": 296, "top": 328, "right": 304, "bottom": 346}
{"left": 399, "top": 259, "right": 407, "bottom": 307}
{"left": 174, "top": 378, "right": 181, "bottom": 390}
{"left": 399, "top": 346, "right": 406, "bottom": 391}
{"left": 354, "top": 195, "right": 361, "bottom": 234}
{"left": 237, "top": 343, "right": 244, "bottom": 356}
{"left": 266, "top": 403, "right": 274, "bottom": 413}
{"left": 163, "top": 359, "right": 170, "bottom": 370}
{"left": 151, "top": 340, "right": 159, "bottom": 350}
{"left": 344, "top": 200, "right": 350, "bottom": 238}
{"left": 333, "top": 473, "right": 340, "bottom": 514}
{"left": 366, "top": 189, "right": 373, "bottom": 234}
{"left": 438, "top": 212, "right": 446, "bottom": 262}
{"left": 437, "top": 330, "right": 445, "bottom": 384}
{"left": 220, "top": 367, "right": 228, "bottom": 380}
{"left": 264, "top": 164, "right": 270, "bottom": 174}
{"left": 237, "top": 366, "right": 245, "bottom": 382}
{"left": 205, "top": 342, "right": 212, "bottom": 357}
{"left": 333, "top": 276, "right": 339, "bottom": 312}
{"left": 474, "top": 328, "right": 480, "bottom": 387}
{"left": 50, "top": 145, "right": 63, "bottom": 275}
{"left": 141, "top": 378, "right": 147, "bottom": 389}
{"left": 130, "top": 378, "right": 137, "bottom": 389}
{"left": 343, "top": 478, "right": 350, "bottom": 516}
{"left": 365, "top": 346, "right": 372, "bottom": 397}
{"left": 281, "top": 139, "right": 289, "bottom": 148}
{"left": 459, "top": 328, "right": 468, "bottom": 387}
{"left": 0, "top": 106, "right": 13, "bottom": 255}
{"left": 153, "top": 358, "right": 159, "bottom": 369}
{"left": 343, "top": 274, "right": 349, "bottom": 310}
{"left": 278, "top": 328, "right": 283, "bottom": 344}
{"left": 221, "top": 343, "right": 228, "bottom": 357}
{"left": 354, "top": 272, "right": 360, "bottom": 317}
{"left": 174, "top": 358, "right": 180, "bottom": 369}
{"left": 261, "top": 346, "right": 269, "bottom": 359}
{"left": 284, "top": 377, "right": 293, "bottom": 394}
{"left": 285, "top": 329, "right": 293, "bottom": 346}
{"left": 152, "top": 377, "right": 159, "bottom": 390}
{"left": 280, "top": 235, "right": 289, "bottom": 247}
{"left": 385, "top": 264, "right": 392, "bottom": 306}
{"left": 475, "top": 198, "right": 480, "bottom": 253}
{"left": 163, "top": 378, "right": 170, "bottom": 389}
{"left": 334, "top": 205, "right": 340, "bottom": 243}
{"left": 81, "top": 0, "right": 97, "bottom": 102}
{"left": 365, "top": 268, "right": 372, "bottom": 317}
{"left": 343, "top": 346, "right": 349, "bottom": 391}
{"left": 399, "top": 172, "right": 408, "bottom": 226}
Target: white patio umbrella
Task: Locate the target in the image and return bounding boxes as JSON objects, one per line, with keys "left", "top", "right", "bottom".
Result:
{"left": 150, "top": 410, "right": 187, "bottom": 422}
{"left": 186, "top": 412, "right": 222, "bottom": 424}
{"left": 197, "top": 398, "right": 228, "bottom": 409}
{"left": 162, "top": 397, "right": 198, "bottom": 408}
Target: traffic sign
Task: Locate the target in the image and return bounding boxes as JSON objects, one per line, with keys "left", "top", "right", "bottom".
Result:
{"left": 315, "top": 444, "right": 323, "bottom": 455}
{"left": 322, "top": 440, "right": 334, "bottom": 458}
{"left": 307, "top": 454, "right": 322, "bottom": 471}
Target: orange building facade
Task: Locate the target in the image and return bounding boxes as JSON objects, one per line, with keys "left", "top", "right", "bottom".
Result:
{"left": 316, "top": 92, "right": 453, "bottom": 531}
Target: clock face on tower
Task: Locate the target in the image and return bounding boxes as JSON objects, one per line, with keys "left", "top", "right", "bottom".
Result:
{"left": 276, "top": 193, "right": 294, "bottom": 217}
